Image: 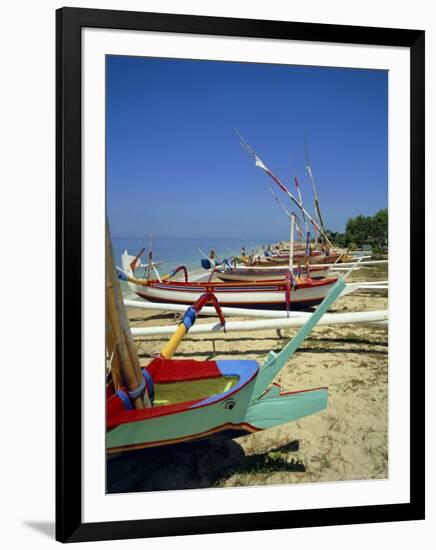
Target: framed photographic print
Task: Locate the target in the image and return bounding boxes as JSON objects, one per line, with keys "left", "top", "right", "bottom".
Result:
{"left": 56, "top": 7, "right": 425, "bottom": 543}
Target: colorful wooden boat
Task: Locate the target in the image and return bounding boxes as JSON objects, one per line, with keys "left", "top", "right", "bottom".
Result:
{"left": 107, "top": 277, "right": 346, "bottom": 453}
{"left": 213, "top": 264, "right": 329, "bottom": 282}
{"left": 120, "top": 251, "right": 338, "bottom": 311}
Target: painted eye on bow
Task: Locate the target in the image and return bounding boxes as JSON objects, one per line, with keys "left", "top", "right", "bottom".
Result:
{"left": 224, "top": 400, "right": 235, "bottom": 410}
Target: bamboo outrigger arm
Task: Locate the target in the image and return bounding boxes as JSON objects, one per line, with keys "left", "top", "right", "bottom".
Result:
{"left": 161, "top": 265, "right": 189, "bottom": 283}
{"left": 160, "top": 292, "right": 226, "bottom": 359}
{"left": 130, "top": 309, "right": 388, "bottom": 337}
{"left": 250, "top": 256, "right": 364, "bottom": 401}
{"left": 250, "top": 277, "right": 345, "bottom": 402}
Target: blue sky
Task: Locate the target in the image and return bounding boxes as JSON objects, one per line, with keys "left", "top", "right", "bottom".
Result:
{"left": 106, "top": 55, "right": 387, "bottom": 241}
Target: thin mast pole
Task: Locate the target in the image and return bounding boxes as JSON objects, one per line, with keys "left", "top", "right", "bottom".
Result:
{"left": 292, "top": 168, "right": 311, "bottom": 252}
{"left": 291, "top": 166, "right": 309, "bottom": 235}
{"left": 269, "top": 185, "right": 291, "bottom": 219}
{"left": 147, "top": 234, "right": 153, "bottom": 279}
{"left": 235, "top": 130, "right": 334, "bottom": 250}
{"left": 289, "top": 213, "right": 295, "bottom": 274}
{"left": 294, "top": 215, "right": 304, "bottom": 243}
{"left": 284, "top": 213, "right": 295, "bottom": 319}
{"left": 305, "top": 134, "right": 326, "bottom": 241}
{"left": 268, "top": 186, "right": 301, "bottom": 242}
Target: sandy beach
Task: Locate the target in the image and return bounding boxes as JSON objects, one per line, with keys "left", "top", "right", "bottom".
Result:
{"left": 107, "top": 265, "right": 388, "bottom": 493}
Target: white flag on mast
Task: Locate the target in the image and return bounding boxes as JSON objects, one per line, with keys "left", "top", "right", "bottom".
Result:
{"left": 255, "top": 155, "right": 268, "bottom": 172}
{"left": 306, "top": 165, "right": 313, "bottom": 180}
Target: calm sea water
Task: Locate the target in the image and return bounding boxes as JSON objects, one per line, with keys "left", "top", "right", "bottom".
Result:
{"left": 112, "top": 236, "right": 257, "bottom": 295}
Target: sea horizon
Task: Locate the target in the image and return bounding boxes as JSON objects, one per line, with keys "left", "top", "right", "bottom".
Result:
{"left": 112, "top": 235, "right": 281, "bottom": 274}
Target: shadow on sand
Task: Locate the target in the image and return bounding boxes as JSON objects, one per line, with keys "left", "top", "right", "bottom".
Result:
{"left": 107, "top": 436, "right": 303, "bottom": 493}
{"left": 137, "top": 345, "right": 387, "bottom": 360}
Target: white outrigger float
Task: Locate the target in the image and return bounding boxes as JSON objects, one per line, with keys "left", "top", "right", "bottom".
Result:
{"left": 129, "top": 309, "right": 388, "bottom": 338}
{"left": 122, "top": 257, "right": 388, "bottom": 338}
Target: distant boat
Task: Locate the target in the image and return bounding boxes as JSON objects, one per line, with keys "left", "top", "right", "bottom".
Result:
{"left": 213, "top": 264, "right": 329, "bottom": 283}
{"left": 120, "top": 251, "right": 338, "bottom": 311}
{"left": 237, "top": 250, "right": 342, "bottom": 266}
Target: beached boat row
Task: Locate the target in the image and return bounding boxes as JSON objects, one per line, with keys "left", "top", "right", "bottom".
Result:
{"left": 106, "top": 135, "right": 388, "bottom": 454}
{"left": 106, "top": 220, "right": 355, "bottom": 453}
{"left": 118, "top": 251, "right": 338, "bottom": 311}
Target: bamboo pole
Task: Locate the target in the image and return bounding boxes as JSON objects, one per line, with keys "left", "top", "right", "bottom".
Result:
{"left": 106, "top": 220, "right": 151, "bottom": 409}
{"left": 289, "top": 214, "right": 295, "bottom": 274}
{"left": 130, "top": 310, "right": 389, "bottom": 337}
{"left": 106, "top": 319, "right": 123, "bottom": 391}
{"left": 160, "top": 324, "right": 188, "bottom": 359}
{"left": 123, "top": 284, "right": 387, "bottom": 318}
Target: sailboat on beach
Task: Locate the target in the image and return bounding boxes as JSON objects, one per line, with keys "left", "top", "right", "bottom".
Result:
{"left": 118, "top": 248, "right": 338, "bottom": 311}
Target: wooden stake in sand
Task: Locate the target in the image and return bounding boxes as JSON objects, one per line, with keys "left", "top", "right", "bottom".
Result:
{"left": 106, "top": 220, "right": 151, "bottom": 409}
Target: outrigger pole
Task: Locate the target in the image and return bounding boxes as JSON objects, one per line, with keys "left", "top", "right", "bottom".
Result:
{"left": 250, "top": 256, "right": 364, "bottom": 400}
{"left": 159, "top": 292, "right": 226, "bottom": 359}
{"left": 235, "top": 129, "right": 334, "bottom": 250}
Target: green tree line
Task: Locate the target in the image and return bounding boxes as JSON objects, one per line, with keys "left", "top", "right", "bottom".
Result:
{"left": 325, "top": 209, "right": 388, "bottom": 251}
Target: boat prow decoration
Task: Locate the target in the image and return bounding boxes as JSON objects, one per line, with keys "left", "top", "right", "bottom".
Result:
{"left": 243, "top": 385, "right": 328, "bottom": 431}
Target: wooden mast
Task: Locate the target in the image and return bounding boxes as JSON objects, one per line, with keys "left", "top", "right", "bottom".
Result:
{"left": 235, "top": 130, "right": 334, "bottom": 250}
{"left": 305, "top": 134, "right": 327, "bottom": 243}
{"left": 289, "top": 213, "right": 295, "bottom": 274}
{"left": 106, "top": 219, "right": 151, "bottom": 409}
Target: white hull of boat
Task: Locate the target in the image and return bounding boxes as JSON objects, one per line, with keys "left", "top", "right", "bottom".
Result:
{"left": 120, "top": 250, "right": 338, "bottom": 311}
{"left": 126, "top": 278, "right": 337, "bottom": 311}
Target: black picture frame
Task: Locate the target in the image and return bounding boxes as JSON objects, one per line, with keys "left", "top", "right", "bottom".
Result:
{"left": 56, "top": 6, "right": 425, "bottom": 543}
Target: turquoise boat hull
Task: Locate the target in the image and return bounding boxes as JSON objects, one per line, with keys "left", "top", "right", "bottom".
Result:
{"left": 107, "top": 359, "right": 328, "bottom": 452}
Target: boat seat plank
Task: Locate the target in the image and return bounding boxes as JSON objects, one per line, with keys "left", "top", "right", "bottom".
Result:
{"left": 147, "top": 357, "right": 222, "bottom": 383}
